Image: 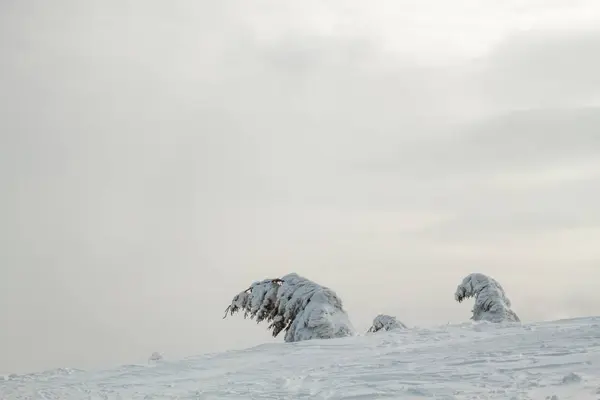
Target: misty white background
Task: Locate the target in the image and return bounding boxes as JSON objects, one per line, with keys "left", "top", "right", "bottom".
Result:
{"left": 2, "top": 0, "right": 600, "bottom": 374}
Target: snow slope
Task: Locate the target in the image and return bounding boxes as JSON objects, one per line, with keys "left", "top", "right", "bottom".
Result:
{"left": 3, "top": 317, "right": 600, "bottom": 399}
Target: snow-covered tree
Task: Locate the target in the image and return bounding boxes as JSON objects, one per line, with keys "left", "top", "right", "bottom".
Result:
{"left": 367, "top": 314, "right": 407, "bottom": 333}
{"left": 223, "top": 273, "right": 355, "bottom": 342}
{"left": 455, "top": 273, "right": 520, "bottom": 323}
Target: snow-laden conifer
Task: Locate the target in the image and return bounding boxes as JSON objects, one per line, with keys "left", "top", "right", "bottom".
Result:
{"left": 455, "top": 273, "right": 520, "bottom": 323}
{"left": 223, "top": 273, "right": 354, "bottom": 342}
{"left": 367, "top": 314, "right": 407, "bottom": 333}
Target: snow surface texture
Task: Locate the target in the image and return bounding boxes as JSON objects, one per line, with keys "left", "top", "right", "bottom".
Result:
{"left": 4, "top": 317, "right": 600, "bottom": 399}
{"left": 224, "top": 273, "right": 355, "bottom": 342}
{"left": 455, "top": 272, "right": 520, "bottom": 323}
{"left": 367, "top": 314, "right": 407, "bottom": 333}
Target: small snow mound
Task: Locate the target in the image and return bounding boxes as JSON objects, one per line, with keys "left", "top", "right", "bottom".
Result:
{"left": 561, "top": 372, "right": 581, "bottom": 384}
{"left": 367, "top": 314, "right": 407, "bottom": 333}
{"left": 148, "top": 352, "right": 163, "bottom": 362}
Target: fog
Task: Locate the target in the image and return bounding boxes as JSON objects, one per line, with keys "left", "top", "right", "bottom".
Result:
{"left": 2, "top": 0, "right": 600, "bottom": 374}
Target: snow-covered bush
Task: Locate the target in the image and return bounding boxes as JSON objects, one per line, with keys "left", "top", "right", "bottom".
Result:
{"left": 367, "top": 314, "right": 407, "bottom": 333}
{"left": 455, "top": 273, "right": 520, "bottom": 323}
{"left": 223, "top": 273, "right": 355, "bottom": 342}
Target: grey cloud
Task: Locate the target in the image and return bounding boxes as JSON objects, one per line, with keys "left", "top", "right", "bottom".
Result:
{"left": 348, "top": 107, "right": 600, "bottom": 238}
{"left": 363, "top": 106, "right": 600, "bottom": 180}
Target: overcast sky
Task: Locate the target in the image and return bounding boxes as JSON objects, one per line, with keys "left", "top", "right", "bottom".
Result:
{"left": 2, "top": 0, "right": 600, "bottom": 374}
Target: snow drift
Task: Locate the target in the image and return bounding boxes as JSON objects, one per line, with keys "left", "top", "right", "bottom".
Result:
{"left": 455, "top": 272, "right": 520, "bottom": 323}
{"left": 367, "top": 314, "right": 407, "bottom": 333}
{"left": 223, "top": 273, "right": 354, "bottom": 342}
{"left": 5, "top": 317, "right": 600, "bottom": 399}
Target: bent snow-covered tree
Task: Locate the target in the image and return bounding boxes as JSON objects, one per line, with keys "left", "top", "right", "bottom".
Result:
{"left": 455, "top": 273, "right": 520, "bottom": 323}
{"left": 223, "top": 273, "right": 355, "bottom": 342}
{"left": 367, "top": 314, "right": 407, "bottom": 333}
